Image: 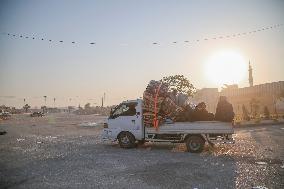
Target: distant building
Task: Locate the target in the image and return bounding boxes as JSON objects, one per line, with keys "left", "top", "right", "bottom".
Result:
{"left": 191, "top": 62, "right": 284, "bottom": 116}
{"left": 220, "top": 81, "right": 284, "bottom": 115}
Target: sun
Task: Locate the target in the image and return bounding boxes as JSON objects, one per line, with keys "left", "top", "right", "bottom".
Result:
{"left": 204, "top": 50, "right": 247, "bottom": 86}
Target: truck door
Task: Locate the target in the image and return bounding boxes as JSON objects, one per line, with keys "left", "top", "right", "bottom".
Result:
{"left": 108, "top": 102, "right": 143, "bottom": 140}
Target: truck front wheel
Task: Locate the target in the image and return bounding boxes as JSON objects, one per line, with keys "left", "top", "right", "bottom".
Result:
{"left": 118, "top": 132, "right": 136, "bottom": 148}
{"left": 185, "top": 135, "right": 205, "bottom": 153}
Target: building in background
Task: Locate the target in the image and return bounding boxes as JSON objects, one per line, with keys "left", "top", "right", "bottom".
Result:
{"left": 220, "top": 81, "right": 284, "bottom": 116}
{"left": 191, "top": 62, "right": 284, "bottom": 116}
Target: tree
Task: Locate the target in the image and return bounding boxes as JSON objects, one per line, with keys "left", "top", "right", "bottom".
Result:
{"left": 263, "top": 106, "right": 270, "bottom": 119}
{"left": 23, "top": 104, "right": 31, "bottom": 113}
{"left": 41, "top": 106, "right": 47, "bottom": 113}
{"left": 0, "top": 105, "right": 8, "bottom": 112}
{"left": 161, "top": 75, "right": 196, "bottom": 96}
{"left": 84, "top": 103, "right": 91, "bottom": 110}
{"left": 249, "top": 98, "right": 260, "bottom": 118}
{"left": 242, "top": 104, "right": 250, "bottom": 121}
{"left": 274, "top": 90, "right": 284, "bottom": 117}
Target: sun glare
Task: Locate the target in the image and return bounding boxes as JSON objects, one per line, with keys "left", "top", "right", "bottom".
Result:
{"left": 204, "top": 50, "right": 247, "bottom": 86}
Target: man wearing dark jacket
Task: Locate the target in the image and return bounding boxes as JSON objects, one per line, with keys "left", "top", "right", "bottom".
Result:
{"left": 215, "top": 96, "right": 235, "bottom": 122}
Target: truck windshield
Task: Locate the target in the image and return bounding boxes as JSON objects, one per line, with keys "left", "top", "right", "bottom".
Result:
{"left": 109, "top": 102, "right": 137, "bottom": 119}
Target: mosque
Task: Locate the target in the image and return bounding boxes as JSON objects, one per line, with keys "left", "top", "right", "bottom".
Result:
{"left": 192, "top": 62, "right": 284, "bottom": 117}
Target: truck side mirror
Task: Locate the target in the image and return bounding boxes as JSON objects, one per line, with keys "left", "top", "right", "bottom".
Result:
{"left": 136, "top": 112, "right": 140, "bottom": 116}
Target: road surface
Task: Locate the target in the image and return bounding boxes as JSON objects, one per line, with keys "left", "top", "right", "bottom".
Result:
{"left": 0, "top": 114, "right": 283, "bottom": 189}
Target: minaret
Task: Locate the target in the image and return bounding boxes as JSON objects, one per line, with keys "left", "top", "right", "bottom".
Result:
{"left": 248, "top": 61, "right": 253, "bottom": 87}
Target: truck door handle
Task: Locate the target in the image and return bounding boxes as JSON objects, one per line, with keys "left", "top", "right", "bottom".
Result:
{"left": 131, "top": 120, "right": 135, "bottom": 123}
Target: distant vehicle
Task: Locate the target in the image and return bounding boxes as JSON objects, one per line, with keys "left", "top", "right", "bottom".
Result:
{"left": 102, "top": 99, "right": 234, "bottom": 153}
{"left": 2, "top": 112, "right": 11, "bottom": 116}
{"left": 30, "top": 112, "right": 44, "bottom": 117}
{"left": 0, "top": 111, "right": 11, "bottom": 120}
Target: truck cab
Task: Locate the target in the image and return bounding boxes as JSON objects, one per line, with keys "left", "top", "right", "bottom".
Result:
{"left": 103, "top": 99, "right": 144, "bottom": 141}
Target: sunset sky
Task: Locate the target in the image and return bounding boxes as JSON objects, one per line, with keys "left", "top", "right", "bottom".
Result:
{"left": 0, "top": 0, "right": 284, "bottom": 108}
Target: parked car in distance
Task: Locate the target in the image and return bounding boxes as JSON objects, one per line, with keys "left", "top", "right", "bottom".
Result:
{"left": 0, "top": 111, "right": 12, "bottom": 120}
{"left": 30, "top": 112, "right": 44, "bottom": 117}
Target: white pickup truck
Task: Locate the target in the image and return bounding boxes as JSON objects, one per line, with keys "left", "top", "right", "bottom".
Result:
{"left": 102, "top": 99, "right": 234, "bottom": 153}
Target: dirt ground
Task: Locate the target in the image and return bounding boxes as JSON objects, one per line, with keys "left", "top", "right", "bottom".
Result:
{"left": 0, "top": 113, "right": 283, "bottom": 189}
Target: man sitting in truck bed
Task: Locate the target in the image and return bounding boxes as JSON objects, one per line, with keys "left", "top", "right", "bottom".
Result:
{"left": 215, "top": 96, "right": 235, "bottom": 122}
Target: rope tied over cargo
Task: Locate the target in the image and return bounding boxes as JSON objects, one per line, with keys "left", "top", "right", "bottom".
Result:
{"left": 153, "top": 82, "right": 163, "bottom": 130}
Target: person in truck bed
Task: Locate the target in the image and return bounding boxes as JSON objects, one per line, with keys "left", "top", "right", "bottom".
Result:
{"left": 215, "top": 96, "right": 235, "bottom": 122}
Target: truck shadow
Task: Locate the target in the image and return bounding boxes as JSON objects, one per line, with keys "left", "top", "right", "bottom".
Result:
{"left": 108, "top": 141, "right": 233, "bottom": 153}
{"left": 104, "top": 143, "right": 238, "bottom": 188}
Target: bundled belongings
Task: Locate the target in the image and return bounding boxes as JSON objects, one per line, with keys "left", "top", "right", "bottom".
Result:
{"left": 191, "top": 102, "right": 214, "bottom": 121}
{"left": 160, "top": 96, "right": 183, "bottom": 119}
{"left": 143, "top": 80, "right": 233, "bottom": 126}
{"left": 176, "top": 93, "right": 189, "bottom": 107}
{"left": 176, "top": 102, "right": 214, "bottom": 122}
{"left": 145, "top": 80, "right": 169, "bottom": 96}
{"left": 143, "top": 80, "right": 183, "bottom": 127}
{"left": 215, "top": 96, "right": 235, "bottom": 122}
{"left": 143, "top": 80, "right": 167, "bottom": 127}
{"left": 175, "top": 104, "right": 194, "bottom": 122}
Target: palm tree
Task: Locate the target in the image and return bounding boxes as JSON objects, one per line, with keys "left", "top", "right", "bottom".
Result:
{"left": 242, "top": 104, "right": 250, "bottom": 121}
{"left": 263, "top": 106, "right": 270, "bottom": 119}
{"left": 23, "top": 104, "right": 31, "bottom": 113}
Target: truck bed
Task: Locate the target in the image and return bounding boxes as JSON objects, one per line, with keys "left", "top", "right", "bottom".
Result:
{"left": 146, "top": 121, "right": 234, "bottom": 134}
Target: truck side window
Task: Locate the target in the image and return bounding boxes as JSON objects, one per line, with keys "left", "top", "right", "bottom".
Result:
{"left": 111, "top": 102, "right": 137, "bottom": 118}
{"left": 121, "top": 103, "right": 136, "bottom": 116}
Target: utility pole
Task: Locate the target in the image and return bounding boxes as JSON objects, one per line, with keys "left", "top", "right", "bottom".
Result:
{"left": 101, "top": 96, "right": 104, "bottom": 107}
{"left": 53, "top": 98, "right": 56, "bottom": 108}
{"left": 43, "top": 96, "right": 47, "bottom": 106}
{"left": 104, "top": 92, "right": 106, "bottom": 104}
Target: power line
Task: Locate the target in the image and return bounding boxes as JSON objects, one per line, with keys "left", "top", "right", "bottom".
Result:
{"left": 1, "top": 24, "right": 283, "bottom": 46}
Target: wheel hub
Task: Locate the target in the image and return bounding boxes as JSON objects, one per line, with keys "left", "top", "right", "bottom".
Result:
{"left": 121, "top": 136, "right": 129, "bottom": 144}
{"left": 190, "top": 140, "right": 200, "bottom": 150}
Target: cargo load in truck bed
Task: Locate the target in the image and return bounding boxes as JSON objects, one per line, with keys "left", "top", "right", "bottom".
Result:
{"left": 142, "top": 80, "right": 235, "bottom": 127}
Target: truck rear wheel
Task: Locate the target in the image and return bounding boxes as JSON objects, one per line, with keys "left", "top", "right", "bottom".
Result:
{"left": 185, "top": 135, "right": 205, "bottom": 153}
{"left": 118, "top": 132, "right": 136, "bottom": 148}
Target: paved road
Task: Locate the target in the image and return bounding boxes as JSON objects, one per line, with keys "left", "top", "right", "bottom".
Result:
{"left": 0, "top": 114, "right": 283, "bottom": 189}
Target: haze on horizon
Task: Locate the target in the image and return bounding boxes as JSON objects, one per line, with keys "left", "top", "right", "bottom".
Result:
{"left": 0, "top": 0, "right": 284, "bottom": 108}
